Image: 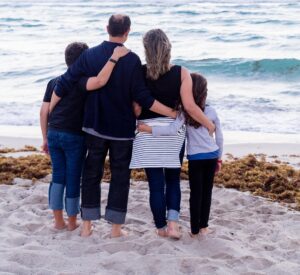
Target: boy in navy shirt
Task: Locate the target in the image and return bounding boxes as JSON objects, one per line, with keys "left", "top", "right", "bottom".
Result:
{"left": 40, "top": 42, "right": 129, "bottom": 231}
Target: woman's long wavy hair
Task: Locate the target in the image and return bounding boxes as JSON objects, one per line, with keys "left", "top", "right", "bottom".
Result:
{"left": 143, "top": 29, "right": 171, "bottom": 80}
{"left": 183, "top": 73, "right": 208, "bottom": 128}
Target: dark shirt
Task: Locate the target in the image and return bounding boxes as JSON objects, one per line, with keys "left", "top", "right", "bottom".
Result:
{"left": 54, "top": 41, "right": 155, "bottom": 139}
{"left": 43, "top": 77, "right": 87, "bottom": 134}
{"left": 139, "top": 65, "right": 181, "bottom": 120}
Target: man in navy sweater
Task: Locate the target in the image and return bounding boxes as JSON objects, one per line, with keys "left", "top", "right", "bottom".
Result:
{"left": 54, "top": 14, "right": 175, "bottom": 237}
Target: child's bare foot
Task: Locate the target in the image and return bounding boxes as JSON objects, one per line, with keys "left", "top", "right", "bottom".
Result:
{"left": 80, "top": 220, "right": 93, "bottom": 237}
{"left": 167, "top": 221, "right": 182, "bottom": 240}
{"left": 110, "top": 224, "right": 128, "bottom": 238}
{"left": 53, "top": 210, "right": 66, "bottom": 230}
{"left": 54, "top": 221, "right": 67, "bottom": 230}
{"left": 67, "top": 216, "right": 80, "bottom": 231}
{"left": 200, "top": 227, "right": 214, "bottom": 235}
{"left": 156, "top": 228, "right": 168, "bottom": 237}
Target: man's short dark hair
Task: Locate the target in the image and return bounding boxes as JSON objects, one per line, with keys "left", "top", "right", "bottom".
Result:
{"left": 108, "top": 14, "right": 131, "bottom": 37}
{"left": 65, "top": 42, "right": 89, "bottom": 67}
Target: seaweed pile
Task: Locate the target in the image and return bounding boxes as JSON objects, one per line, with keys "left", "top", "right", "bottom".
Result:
{"left": 0, "top": 154, "right": 51, "bottom": 184}
{"left": 0, "top": 145, "right": 37, "bottom": 154}
{"left": 0, "top": 148, "right": 299, "bottom": 210}
{"left": 212, "top": 155, "right": 299, "bottom": 210}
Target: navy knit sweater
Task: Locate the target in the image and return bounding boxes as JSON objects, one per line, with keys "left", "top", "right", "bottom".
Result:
{"left": 54, "top": 41, "right": 155, "bottom": 139}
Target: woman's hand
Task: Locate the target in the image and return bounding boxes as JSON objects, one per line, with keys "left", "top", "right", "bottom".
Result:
{"left": 137, "top": 123, "right": 152, "bottom": 133}
{"left": 111, "top": 46, "right": 130, "bottom": 61}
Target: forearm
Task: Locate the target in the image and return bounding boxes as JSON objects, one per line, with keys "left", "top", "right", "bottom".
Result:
{"left": 86, "top": 57, "right": 116, "bottom": 91}
{"left": 186, "top": 105, "right": 214, "bottom": 130}
{"left": 152, "top": 115, "right": 185, "bottom": 136}
{"left": 149, "top": 100, "right": 177, "bottom": 118}
{"left": 39, "top": 106, "right": 49, "bottom": 140}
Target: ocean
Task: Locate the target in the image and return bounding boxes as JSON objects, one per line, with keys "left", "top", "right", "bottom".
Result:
{"left": 0, "top": 0, "right": 299, "bottom": 138}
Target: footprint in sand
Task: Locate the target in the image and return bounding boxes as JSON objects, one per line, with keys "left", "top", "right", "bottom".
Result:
{"left": 240, "top": 255, "right": 275, "bottom": 270}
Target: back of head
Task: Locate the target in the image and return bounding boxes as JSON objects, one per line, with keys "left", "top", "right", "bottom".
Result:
{"left": 184, "top": 73, "right": 208, "bottom": 128}
{"left": 65, "top": 42, "right": 89, "bottom": 67}
{"left": 143, "top": 29, "right": 171, "bottom": 80}
{"left": 107, "top": 14, "right": 131, "bottom": 37}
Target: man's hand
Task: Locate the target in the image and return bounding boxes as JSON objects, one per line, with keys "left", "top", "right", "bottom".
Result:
{"left": 112, "top": 46, "right": 130, "bottom": 61}
{"left": 41, "top": 140, "right": 49, "bottom": 154}
{"left": 137, "top": 123, "right": 152, "bottom": 133}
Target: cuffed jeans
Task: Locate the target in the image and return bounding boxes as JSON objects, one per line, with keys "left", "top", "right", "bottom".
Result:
{"left": 188, "top": 158, "right": 217, "bottom": 234}
{"left": 47, "top": 129, "right": 85, "bottom": 217}
{"left": 144, "top": 144, "right": 185, "bottom": 229}
{"left": 145, "top": 168, "right": 181, "bottom": 229}
{"left": 81, "top": 134, "right": 132, "bottom": 224}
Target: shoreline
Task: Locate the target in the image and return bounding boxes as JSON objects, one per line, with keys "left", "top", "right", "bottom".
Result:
{"left": 1, "top": 134, "right": 299, "bottom": 168}
{"left": 0, "top": 124, "right": 300, "bottom": 143}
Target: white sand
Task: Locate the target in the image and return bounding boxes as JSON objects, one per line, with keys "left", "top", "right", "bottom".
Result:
{"left": 0, "top": 134, "right": 299, "bottom": 274}
{"left": 0, "top": 178, "right": 299, "bottom": 275}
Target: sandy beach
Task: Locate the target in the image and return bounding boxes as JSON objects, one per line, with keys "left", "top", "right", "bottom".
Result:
{"left": 0, "top": 179, "right": 299, "bottom": 275}
{"left": 0, "top": 135, "right": 300, "bottom": 275}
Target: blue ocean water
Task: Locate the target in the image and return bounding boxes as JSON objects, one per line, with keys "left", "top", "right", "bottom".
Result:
{"left": 0, "top": 0, "right": 299, "bottom": 135}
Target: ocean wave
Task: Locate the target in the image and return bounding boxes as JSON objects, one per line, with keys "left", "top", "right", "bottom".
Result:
{"left": 211, "top": 34, "right": 264, "bottom": 42}
{"left": 174, "top": 58, "right": 300, "bottom": 80}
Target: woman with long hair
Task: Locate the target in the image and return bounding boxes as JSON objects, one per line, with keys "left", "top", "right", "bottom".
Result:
{"left": 130, "top": 29, "right": 215, "bottom": 239}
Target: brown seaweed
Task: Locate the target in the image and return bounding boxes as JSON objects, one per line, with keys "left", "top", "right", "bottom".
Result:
{"left": 0, "top": 151, "right": 299, "bottom": 210}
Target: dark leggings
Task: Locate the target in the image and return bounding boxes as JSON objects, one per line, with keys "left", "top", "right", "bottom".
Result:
{"left": 188, "top": 158, "right": 217, "bottom": 235}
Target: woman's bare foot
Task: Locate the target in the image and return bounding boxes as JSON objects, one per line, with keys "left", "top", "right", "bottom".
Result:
{"left": 53, "top": 210, "right": 66, "bottom": 230}
{"left": 110, "top": 224, "right": 128, "bottom": 238}
{"left": 200, "top": 227, "right": 214, "bottom": 235}
{"left": 67, "top": 216, "right": 80, "bottom": 231}
{"left": 156, "top": 228, "right": 168, "bottom": 237}
{"left": 80, "top": 220, "right": 93, "bottom": 237}
{"left": 167, "top": 221, "right": 182, "bottom": 240}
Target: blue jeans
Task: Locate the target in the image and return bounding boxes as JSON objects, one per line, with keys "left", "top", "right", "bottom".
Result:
{"left": 145, "top": 168, "right": 181, "bottom": 229}
{"left": 47, "top": 129, "right": 86, "bottom": 217}
{"left": 81, "top": 134, "right": 132, "bottom": 224}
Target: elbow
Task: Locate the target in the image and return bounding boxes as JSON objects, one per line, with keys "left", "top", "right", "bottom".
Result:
{"left": 95, "top": 77, "right": 108, "bottom": 89}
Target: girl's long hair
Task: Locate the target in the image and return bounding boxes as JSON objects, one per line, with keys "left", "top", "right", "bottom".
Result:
{"left": 143, "top": 29, "right": 171, "bottom": 80}
{"left": 183, "top": 73, "right": 208, "bottom": 128}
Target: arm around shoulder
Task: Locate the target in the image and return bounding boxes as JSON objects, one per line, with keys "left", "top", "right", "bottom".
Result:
{"left": 180, "top": 67, "right": 215, "bottom": 134}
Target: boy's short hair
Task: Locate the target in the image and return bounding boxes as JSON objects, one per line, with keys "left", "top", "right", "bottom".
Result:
{"left": 65, "top": 42, "right": 89, "bottom": 67}
{"left": 107, "top": 14, "right": 131, "bottom": 37}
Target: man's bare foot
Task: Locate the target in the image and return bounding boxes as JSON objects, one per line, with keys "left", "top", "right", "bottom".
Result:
{"left": 53, "top": 210, "right": 66, "bottom": 230}
{"left": 167, "top": 221, "right": 181, "bottom": 240}
{"left": 110, "top": 224, "right": 128, "bottom": 238}
{"left": 189, "top": 232, "right": 199, "bottom": 238}
{"left": 156, "top": 228, "right": 168, "bottom": 237}
{"left": 80, "top": 220, "right": 92, "bottom": 237}
{"left": 200, "top": 227, "right": 214, "bottom": 235}
{"left": 67, "top": 216, "right": 80, "bottom": 231}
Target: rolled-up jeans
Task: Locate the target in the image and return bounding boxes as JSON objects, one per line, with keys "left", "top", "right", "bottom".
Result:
{"left": 81, "top": 133, "right": 132, "bottom": 224}
{"left": 145, "top": 143, "right": 185, "bottom": 229}
{"left": 47, "top": 129, "right": 86, "bottom": 217}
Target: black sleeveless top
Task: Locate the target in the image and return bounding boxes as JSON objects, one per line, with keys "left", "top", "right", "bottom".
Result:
{"left": 139, "top": 65, "right": 181, "bottom": 120}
